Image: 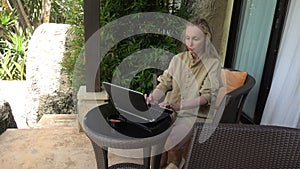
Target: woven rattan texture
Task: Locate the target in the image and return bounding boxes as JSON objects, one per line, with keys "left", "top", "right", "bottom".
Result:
{"left": 109, "top": 163, "right": 145, "bottom": 169}
{"left": 91, "top": 140, "right": 146, "bottom": 169}
{"left": 185, "top": 123, "right": 300, "bottom": 169}
{"left": 91, "top": 140, "right": 108, "bottom": 169}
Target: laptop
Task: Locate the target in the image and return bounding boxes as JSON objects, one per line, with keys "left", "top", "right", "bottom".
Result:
{"left": 103, "top": 82, "right": 173, "bottom": 124}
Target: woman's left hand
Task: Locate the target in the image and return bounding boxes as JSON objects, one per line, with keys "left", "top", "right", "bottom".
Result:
{"left": 159, "top": 102, "right": 181, "bottom": 111}
{"left": 169, "top": 103, "right": 181, "bottom": 111}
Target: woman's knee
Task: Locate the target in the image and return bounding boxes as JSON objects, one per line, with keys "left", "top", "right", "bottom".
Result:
{"left": 165, "top": 131, "right": 192, "bottom": 150}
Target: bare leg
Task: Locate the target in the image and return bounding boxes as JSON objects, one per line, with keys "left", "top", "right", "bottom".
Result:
{"left": 160, "top": 151, "right": 168, "bottom": 168}
{"left": 168, "top": 147, "right": 182, "bottom": 167}
{"left": 164, "top": 119, "right": 194, "bottom": 168}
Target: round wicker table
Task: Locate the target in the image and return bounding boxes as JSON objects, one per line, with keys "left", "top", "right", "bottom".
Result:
{"left": 83, "top": 103, "right": 172, "bottom": 169}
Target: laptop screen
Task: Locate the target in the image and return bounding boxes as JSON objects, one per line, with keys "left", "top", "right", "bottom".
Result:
{"left": 103, "top": 82, "right": 156, "bottom": 123}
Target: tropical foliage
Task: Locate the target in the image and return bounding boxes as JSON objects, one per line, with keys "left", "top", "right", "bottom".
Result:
{"left": 1, "top": 0, "right": 192, "bottom": 94}
{"left": 62, "top": 0, "right": 192, "bottom": 93}
{"left": 0, "top": 0, "right": 66, "bottom": 80}
{"left": 0, "top": 9, "right": 29, "bottom": 80}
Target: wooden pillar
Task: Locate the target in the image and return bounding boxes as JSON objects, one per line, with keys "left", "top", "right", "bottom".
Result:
{"left": 84, "top": 0, "right": 101, "bottom": 92}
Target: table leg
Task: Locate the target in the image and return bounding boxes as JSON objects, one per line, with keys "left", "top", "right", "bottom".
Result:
{"left": 150, "top": 137, "right": 166, "bottom": 169}
{"left": 91, "top": 140, "right": 109, "bottom": 169}
{"left": 151, "top": 154, "right": 162, "bottom": 169}
{"left": 102, "top": 148, "right": 109, "bottom": 169}
{"left": 143, "top": 147, "right": 151, "bottom": 169}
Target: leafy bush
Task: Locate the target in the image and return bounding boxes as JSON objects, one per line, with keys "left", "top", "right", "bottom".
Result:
{"left": 60, "top": 0, "right": 85, "bottom": 91}
{"left": 0, "top": 9, "right": 29, "bottom": 80}
{"left": 21, "top": 0, "right": 66, "bottom": 28}
{"left": 61, "top": 0, "right": 191, "bottom": 94}
{"left": 0, "top": 0, "right": 68, "bottom": 80}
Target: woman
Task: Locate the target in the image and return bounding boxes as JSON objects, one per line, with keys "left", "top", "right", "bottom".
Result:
{"left": 145, "top": 18, "right": 222, "bottom": 169}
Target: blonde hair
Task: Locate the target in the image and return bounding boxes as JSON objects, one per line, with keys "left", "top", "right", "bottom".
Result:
{"left": 182, "top": 18, "right": 218, "bottom": 58}
{"left": 189, "top": 18, "right": 212, "bottom": 41}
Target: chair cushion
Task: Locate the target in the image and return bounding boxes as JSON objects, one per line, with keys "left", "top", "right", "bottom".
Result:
{"left": 215, "top": 69, "right": 248, "bottom": 108}
{"left": 222, "top": 69, "right": 248, "bottom": 93}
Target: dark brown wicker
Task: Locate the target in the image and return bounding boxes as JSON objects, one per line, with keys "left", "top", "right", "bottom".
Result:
{"left": 90, "top": 140, "right": 109, "bottom": 169}
{"left": 83, "top": 104, "right": 172, "bottom": 169}
{"left": 184, "top": 123, "right": 300, "bottom": 169}
{"left": 219, "top": 71, "right": 255, "bottom": 123}
{"left": 90, "top": 140, "right": 146, "bottom": 169}
{"left": 109, "top": 163, "right": 146, "bottom": 169}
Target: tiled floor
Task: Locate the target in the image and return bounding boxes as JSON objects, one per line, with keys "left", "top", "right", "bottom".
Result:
{"left": 0, "top": 114, "right": 143, "bottom": 169}
{"left": 0, "top": 128, "right": 96, "bottom": 169}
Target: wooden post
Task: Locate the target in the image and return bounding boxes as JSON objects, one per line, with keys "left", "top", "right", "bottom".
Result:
{"left": 84, "top": 0, "right": 101, "bottom": 92}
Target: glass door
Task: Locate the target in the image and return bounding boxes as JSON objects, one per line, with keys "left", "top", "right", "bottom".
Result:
{"left": 233, "top": 0, "right": 277, "bottom": 120}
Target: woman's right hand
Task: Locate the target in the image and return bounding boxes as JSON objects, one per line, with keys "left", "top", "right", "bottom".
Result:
{"left": 144, "top": 93, "right": 158, "bottom": 105}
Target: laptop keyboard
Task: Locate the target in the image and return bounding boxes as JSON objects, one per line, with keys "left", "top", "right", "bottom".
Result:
{"left": 147, "top": 104, "right": 174, "bottom": 120}
{"left": 116, "top": 105, "right": 172, "bottom": 123}
{"left": 147, "top": 107, "right": 165, "bottom": 120}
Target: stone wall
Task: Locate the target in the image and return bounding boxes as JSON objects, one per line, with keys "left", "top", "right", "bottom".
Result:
{"left": 25, "top": 23, "right": 73, "bottom": 127}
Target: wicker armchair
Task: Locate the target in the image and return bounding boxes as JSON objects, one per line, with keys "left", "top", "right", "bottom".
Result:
{"left": 153, "top": 69, "right": 255, "bottom": 123}
{"left": 219, "top": 71, "right": 255, "bottom": 123}
{"left": 184, "top": 123, "right": 300, "bottom": 168}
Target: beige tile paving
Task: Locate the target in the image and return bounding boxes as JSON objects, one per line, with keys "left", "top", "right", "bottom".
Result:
{"left": 0, "top": 128, "right": 96, "bottom": 169}
{"left": 0, "top": 114, "right": 143, "bottom": 169}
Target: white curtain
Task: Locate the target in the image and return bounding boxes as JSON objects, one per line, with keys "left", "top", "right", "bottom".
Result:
{"left": 261, "top": 0, "right": 300, "bottom": 128}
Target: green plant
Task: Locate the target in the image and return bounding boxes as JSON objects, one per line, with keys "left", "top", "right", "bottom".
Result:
{"left": 61, "top": 0, "right": 192, "bottom": 93}
{"left": 60, "top": 0, "right": 84, "bottom": 91}
{"left": 0, "top": 9, "right": 29, "bottom": 80}
{"left": 20, "top": 0, "right": 66, "bottom": 28}
{"left": 0, "top": 31, "right": 29, "bottom": 80}
{"left": 0, "top": 0, "right": 69, "bottom": 81}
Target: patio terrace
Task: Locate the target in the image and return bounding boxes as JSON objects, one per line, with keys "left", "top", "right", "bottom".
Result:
{"left": 0, "top": 114, "right": 143, "bottom": 169}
